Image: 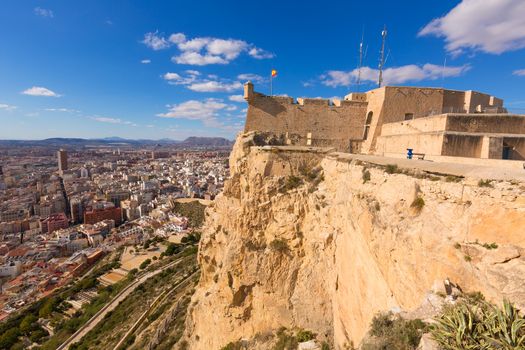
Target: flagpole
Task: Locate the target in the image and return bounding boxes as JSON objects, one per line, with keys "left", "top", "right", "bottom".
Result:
{"left": 270, "top": 73, "right": 273, "bottom": 96}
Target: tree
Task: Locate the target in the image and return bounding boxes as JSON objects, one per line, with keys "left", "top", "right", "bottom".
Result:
{"left": 39, "top": 298, "right": 57, "bottom": 318}
{"left": 20, "top": 314, "right": 38, "bottom": 334}
{"left": 0, "top": 327, "right": 20, "bottom": 349}
{"left": 139, "top": 259, "right": 151, "bottom": 270}
{"left": 165, "top": 243, "right": 180, "bottom": 256}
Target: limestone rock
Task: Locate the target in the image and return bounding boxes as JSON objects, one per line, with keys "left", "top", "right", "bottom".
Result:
{"left": 417, "top": 333, "right": 439, "bottom": 350}
{"left": 298, "top": 340, "right": 321, "bottom": 350}
{"left": 181, "top": 133, "right": 525, "bottom": 349}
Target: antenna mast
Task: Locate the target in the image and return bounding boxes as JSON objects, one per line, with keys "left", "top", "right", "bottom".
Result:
{"left": 378, "top": 26, "right": 387, "bottom": 88}
{"left": 357, "top": 31, "right": 364, "bottom": 91}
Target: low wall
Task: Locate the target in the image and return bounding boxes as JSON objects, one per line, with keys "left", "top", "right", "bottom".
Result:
{"left": 380, "top": 152, "right": 525, "bottom": 170}
{"left": 375, "top": 132, "right": 445, "bottom": 156}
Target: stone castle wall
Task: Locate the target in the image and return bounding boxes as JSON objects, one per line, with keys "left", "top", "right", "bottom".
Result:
{"left": 243, "top": 82, "right": 510, "bottom": 155}
{"left": 244, "top": 92, "right": 367, "bottom": 152}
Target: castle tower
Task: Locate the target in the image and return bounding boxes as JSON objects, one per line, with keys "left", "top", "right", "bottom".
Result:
{"left": 244, "top": 81, "right": 254, "bottom": 101}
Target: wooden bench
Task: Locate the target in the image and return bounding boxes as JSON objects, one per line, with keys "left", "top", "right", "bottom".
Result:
{"left": 412, "top": 153, "right": 425, "bottom": 160}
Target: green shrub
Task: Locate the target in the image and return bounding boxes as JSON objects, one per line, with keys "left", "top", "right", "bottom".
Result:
{"left": 410, "top": 197, "right": 425, "bottom": 213}
{"left": 274, "top": 327, "right": 298, "bottom": 350}
{"left": 220, "top": 341, "right": 243, "bottom": 350}
{"left": 280, "top": 176, "right": 302, "bottom": 193}
{"left": 363, "top": 312, "right": 427, "bottom": 350}
{"left": 453, "top": 242, "right": 461, "bottom": 249}
{"left": 181, "top": 232, "right": 201, "bottom": 244}
{"left": 181, "top": 245, "right": 198, "bottom": 256}
{"left": 139, "top": 258, "right": 151, "bottom": 269}
{"left": 165, "top": 242, "right": 181, "bottom": 256}
{"left": 482, "top": 242, "right": 498, "bottom": 250}
{"left": 296, "top": 329, "right": 315, "bottom": 342}
{"left": 362, "top": 169, "right": 371, "bottom": 183}
{"left": 445, "top": 175, "right": 462, "bottom": 183}
{"left": 270, "top": 239, "right": 289, "bottom": 253}
{"left": 385, "top": 164, "right": 399, "bottom": 174}
{"left": 29, "top": 328, "right": 49, "bottom": 343}
{"left": 478, "top": 179, "right": 494, "bottom": 188}
{"left": 431, "top": 298, "right": 525, "bottom": 350}
{"left": 464, "top": 254, "right": 472, "bottom": 262}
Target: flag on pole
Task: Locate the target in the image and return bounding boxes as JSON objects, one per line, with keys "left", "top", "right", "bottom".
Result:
{"left": 271, "top": 69, "right": 277, "bottom": 78}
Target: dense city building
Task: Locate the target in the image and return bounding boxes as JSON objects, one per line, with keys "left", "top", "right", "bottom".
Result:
{"left": 0, "top": 142, "right": 229, "bottom": 317}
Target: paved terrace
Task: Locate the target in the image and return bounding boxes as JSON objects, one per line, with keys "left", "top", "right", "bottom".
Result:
{"left": 256, "top": 146, "right": 525, "bottom": 182}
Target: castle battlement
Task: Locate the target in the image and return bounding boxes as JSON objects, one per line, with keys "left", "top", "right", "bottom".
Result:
{"left": 242, "top": 81, "right": 525, "bottom": 161}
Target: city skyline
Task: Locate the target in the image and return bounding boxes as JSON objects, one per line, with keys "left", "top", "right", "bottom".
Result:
{"left": 1, "top": 0, "right": 525, "bottom": 140}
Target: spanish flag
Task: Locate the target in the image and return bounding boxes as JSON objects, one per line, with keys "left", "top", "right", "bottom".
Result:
{"left": 271, "top": 69, "right": 277, "bottom": 78}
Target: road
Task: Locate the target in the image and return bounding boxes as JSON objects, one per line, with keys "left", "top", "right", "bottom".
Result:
{"left": 113, "top": 270, "right": 198, "bottom": 350}
{"left": 56, "top": 258, "right": 187, "bottom": 350}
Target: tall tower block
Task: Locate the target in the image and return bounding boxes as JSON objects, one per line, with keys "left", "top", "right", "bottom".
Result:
{"left": 57, "top": 149, "right": 68, "bottom": 173}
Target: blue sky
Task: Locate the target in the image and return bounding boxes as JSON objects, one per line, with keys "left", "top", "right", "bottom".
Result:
{"left": 1, "top": 0, "right": 524, "bottom": 140}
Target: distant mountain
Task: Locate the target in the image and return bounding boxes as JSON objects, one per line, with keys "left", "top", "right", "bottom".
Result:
{"left": 0, "top": 136, "right": 234, "bottom": 148}
{"left": 179, "top": 137, "right": 233, "bottom": 147}
{"left": 98, "top": 136, "right": 129, "bottom": 142}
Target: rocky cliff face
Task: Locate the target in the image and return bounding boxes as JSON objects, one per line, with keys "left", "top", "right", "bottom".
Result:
{"left": 183, "top": 133, "right": 525, "bottom": 349}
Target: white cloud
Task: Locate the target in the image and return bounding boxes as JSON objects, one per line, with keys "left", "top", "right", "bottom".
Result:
{"left": 156, "top": 98, "right": 242, "bottom": 131}
{"left": 229, "top": 95, "right": 246, "bottom": 103}
{"left": 142, "top": 31, "right": 171, "bottom": 50}
{"left": 157, "top": 99, "right": 227, "bottom": 127}
{"left": 0, "top": 103, "right": 17, "bottom": 111}
{"left": 169, "top": 33, "right": 186, "bottom": 44}
{"left": 141, "top": 59, "right": 151, "bottom": 64}
{"left": 419, "top": 0, "right": 525, "bottom": 55}
{"left": 162, "top": 71, "right": 243, "bottom": 93}
{"left": 172, "top": 51, "right": 228, "bottom": 65}
{"left": 248, "top": 47, "right": 275, "bottom": 59}
{"left": 178, "top": 37, "right": 211, "bottom": 52}
{"left": 90, "top": 116, "right": 137, "bottom": 126}
{"left": 207, "top": 39, "right": 248, "bottom": 60}
{"left": 22, "top": 86, "right": 61, "bottom": 97}
{"left": 162, "top": 71, "right": 199, "bottom": 85}
{"left": 34, "top": 7, "right": 54, "bottom": 18}
{"left": 142, "top": 30, "right": 273, "bottom": 65}
{"left": 163, "top": 72, "right": 182, "bottom": 81}
{"left": 167, "top": 33, "right": 273, "bottom": 65}
{"left": 92, "top": 117, "right": 122, "bottom": 124}
{"left": 513, "top": 69, "right": 525, "bottom": 76}
{"left": 45, "top": 108, "right": 78, "bottom": 113}
{"left": 237, "top": 73, "right": 266, "bottom": 84}
{"left": 188, "top": 81, "right": 242, "bottom": 92}
{"left": 321, "top": 63, "right": 470, "bottom": 87}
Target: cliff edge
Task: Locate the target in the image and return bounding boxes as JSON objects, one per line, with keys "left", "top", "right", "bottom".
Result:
{"left": 182, "top": 132, "right": 525, "bottom": 349}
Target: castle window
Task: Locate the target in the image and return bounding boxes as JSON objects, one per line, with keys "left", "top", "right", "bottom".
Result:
{"left": 363, "top": 111, "right": 373, "bottom": 140}
{"left": 404, "top": 113, "right": 414, "bottom": 120}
